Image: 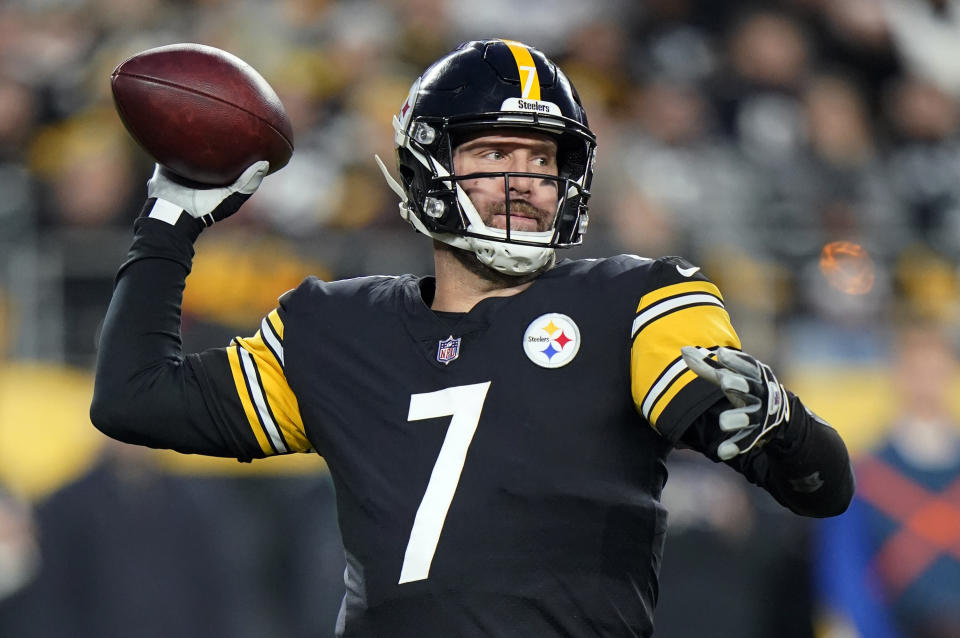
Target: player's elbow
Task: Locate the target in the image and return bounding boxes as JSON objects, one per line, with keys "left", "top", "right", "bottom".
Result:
{"left": 799, "top": 492, "right": 852, "bottom": 519}
{"left": 90, "top": 386, "right": 141, "bottom": 444}
{"left": 789, "top": 465, "right": 856, "bottom": 518}
{"left": 822, "top": 465, "right": 856, "bottom": 517}
{"left": 90, "top": 370, "right": 161, "bottom": 446}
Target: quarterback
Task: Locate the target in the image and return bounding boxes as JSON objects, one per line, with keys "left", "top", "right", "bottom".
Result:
{"left": 92, "top": 40, "right": 854, "bottom": 636}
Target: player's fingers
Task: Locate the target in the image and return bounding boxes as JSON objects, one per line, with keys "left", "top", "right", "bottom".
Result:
{"left": 146, "top": 164, "right": 170, "bottom": 197}
{"left": 719, "top": 408, "right": 752, "bottom": 432}
{"left": 717, "top": 427, "right": 758, "bottom": 460}
{"left": 723, "top": 375, "right": 767, "bottom": 406}
{"left": 235, "top": 160, "right": 270, "bottom": 194}
{"left": 717, "top": 438, "right": 742, "bottom": 461}
{"left": 681, "top": 346, "right": 722, "bottom": 385}
{"left": 717, "top": 369, "right": 750, "bottom": 396}
{"left": 717, "top": 347, "right": 761, "bottom": 380}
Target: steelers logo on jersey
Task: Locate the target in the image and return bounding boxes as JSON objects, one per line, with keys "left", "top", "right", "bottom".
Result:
{"left": 523, "top": 313, "right": 581, "bottom": 368}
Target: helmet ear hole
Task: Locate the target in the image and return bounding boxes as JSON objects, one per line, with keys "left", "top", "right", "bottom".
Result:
{"left": 557, "top": 141, "right": 584, "bottom": 181}
{"left": 435, "top": 136, "right": 453, "bottom": 174}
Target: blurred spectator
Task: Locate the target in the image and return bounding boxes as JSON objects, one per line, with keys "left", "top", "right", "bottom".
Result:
{"left": 28, "top": 107, "right": 141, "bottom": 228}
{"left": 894, "top": 246, "right": 960, "bottom": 325}
{"left": 816, "top": 321, "right": 960, "bottom": 638}
{"left": 797, "top": 73, "right": 899, "bottom": 255}
{"left": 883, "top": 0, "right": 960, "bottom": 99}
{"left": 244, "top": 47, "right": 349, "bottom": 235}
{"left": 7, "top": 441, "right": 239, "bottom": 638}
{"left": 0, "top": 77, "right": 37, "bottom": 159}
{"left": 446, "top": 0, "right": 633, "bottom": 54}
{"left": 178, "top": 231, "right": 335, "bottom": 347}
{"left": 806, "top": 0, "right": 901, "bottom": 115}
{"left": 4, "top": 441, "right": 345, "bottom": 638}
{"left": 614, "top": 77, "right": 762, "bottom": 257}
{"left": 715, "top": 8, "right": 811, "bottom": 162}
{"left": 561, "top": 17, "right": 636, "bottom": 117}
{"left": 883, "top": 75, "right": 960, "bottom": 258}
{"left": 779, "top": 74, "right": 899, "bottom": 331}
{"left": 0, "top": 486, "right": 39, "bottom": 623}
{"left": 389, "top": 0, "right": 457, "bottom": 69}
{"left": 0, "top": 76, "right": 40, "bottom": 239}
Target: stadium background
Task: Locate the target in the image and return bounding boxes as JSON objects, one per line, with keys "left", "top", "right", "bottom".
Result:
{"left": 1, "top": 0, "right": 959, "bottom": 636}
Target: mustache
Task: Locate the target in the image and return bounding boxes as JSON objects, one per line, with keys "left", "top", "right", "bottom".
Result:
{"left": 487, "top": 200, "right": 553, "bottom": 220}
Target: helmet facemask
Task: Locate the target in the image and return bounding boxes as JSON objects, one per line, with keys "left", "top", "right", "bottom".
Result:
{"left": 378, "top": 115, "right": 595, "bottom": 275}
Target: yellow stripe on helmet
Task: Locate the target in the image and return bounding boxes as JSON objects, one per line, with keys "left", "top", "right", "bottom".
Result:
{"left": 501, "top": 39, "right": 541, "bottom": 100}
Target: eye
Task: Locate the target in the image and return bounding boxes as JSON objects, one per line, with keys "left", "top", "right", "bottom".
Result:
{"left": 483, "top": 150, "right": 504, "bottom": 161}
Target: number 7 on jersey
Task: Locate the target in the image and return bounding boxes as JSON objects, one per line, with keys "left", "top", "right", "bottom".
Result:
{"left": 398, "top": 381, "right": 491, "bottom": 584}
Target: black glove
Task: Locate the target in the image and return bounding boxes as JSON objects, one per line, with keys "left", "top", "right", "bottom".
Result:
{"left": 143, "top": 161, "right": 268, "bottom": 229}
{"left": 681, "top": 346, "right": 791, "bottom": 460}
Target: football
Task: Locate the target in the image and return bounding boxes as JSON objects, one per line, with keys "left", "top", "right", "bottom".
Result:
{"left": 110, "top": 43, "right": 294, "bottom": 185}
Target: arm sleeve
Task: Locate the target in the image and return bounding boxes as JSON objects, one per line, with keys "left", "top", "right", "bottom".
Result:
{"left": 629, "top": 258, "right": 741, "bottom": 441}
{"left": 679, "top": 393, "right": 856, "bottom": 518}
{"left": 90, "top": 213, "right": 310, "bottom": 461}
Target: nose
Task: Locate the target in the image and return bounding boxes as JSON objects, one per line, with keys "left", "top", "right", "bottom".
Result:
{"left": 505, "top": 155, "right": 535, "bottom": 194}
{"left": 508, "top": 172, "right": 534, "bottom": 196}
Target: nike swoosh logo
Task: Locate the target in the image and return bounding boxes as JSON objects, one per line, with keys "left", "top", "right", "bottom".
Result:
{"left": 676, "top": 265, "right": 700, "bottom": 277}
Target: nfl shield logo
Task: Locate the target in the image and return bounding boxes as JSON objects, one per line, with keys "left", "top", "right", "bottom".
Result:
{"left": 437, "top": 335, "right": 461, "bottom": 365}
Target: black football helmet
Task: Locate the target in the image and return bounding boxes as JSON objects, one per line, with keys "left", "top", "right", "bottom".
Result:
{"left": 376, "top": 39, "right": 597, "bottom": 275}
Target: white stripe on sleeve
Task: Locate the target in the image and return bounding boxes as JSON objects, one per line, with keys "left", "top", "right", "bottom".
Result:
{"left": 238, "top": 347, "right": 289, "bottom": 454}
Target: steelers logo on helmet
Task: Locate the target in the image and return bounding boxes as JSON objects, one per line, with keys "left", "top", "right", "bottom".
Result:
{"left": 374, "top": 39, "right": 598, "bottom": 277}
{"left": 523, "top": 313, "right": 581, "bottom": 368}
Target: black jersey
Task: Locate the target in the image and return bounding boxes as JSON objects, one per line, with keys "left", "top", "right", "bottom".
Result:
{"left": 94, "top": 219, "right": 856, "bottom": 636}
{"left": 184, "top": 253, "right": 740, "bottom": 636}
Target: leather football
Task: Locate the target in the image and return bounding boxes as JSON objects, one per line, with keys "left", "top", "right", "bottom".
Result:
{"left": 111, "top": 43, "right": 293, "bottom": 185}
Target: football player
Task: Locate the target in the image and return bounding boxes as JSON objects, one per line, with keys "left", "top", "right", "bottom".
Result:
{"left": 92, "top": 40, "right": 854, "bottom": 637}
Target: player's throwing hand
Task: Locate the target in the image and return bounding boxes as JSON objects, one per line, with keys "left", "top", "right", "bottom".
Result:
{"left": 146, "top": 160, "right": 269, "bottom": 228}
{"left": 681, "top": 346, "right": 791, "bottom": 460}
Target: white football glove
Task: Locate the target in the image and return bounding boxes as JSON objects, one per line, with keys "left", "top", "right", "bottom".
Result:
{"left": 680, "top": 346, "right": 791, "bottom": 461}
{"left": 145, "top": 161, "right": 269, "bottom": 227}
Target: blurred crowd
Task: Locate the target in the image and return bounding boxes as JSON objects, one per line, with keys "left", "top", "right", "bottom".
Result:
{"left": 2, "top": 0, "right": 960, "bottom": 364}
{"left": 1, "top": 0, "right": 960, "bottom": 637}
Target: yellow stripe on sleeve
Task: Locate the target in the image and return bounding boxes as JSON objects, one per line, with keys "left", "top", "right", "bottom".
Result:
{"left": 234, "top": 334, "right": 310, "bottom": 453}
{"left": 501, "top": 39, "right": 541, "bottom": 100}
{"left": 631, "top": 303, "right": 740, "bottom": 430}
{"left": 635, "top": 280, "right": 723, "bottom": 313}
{"left": 227, "top": 345, "right": 274, "bottom": 455}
